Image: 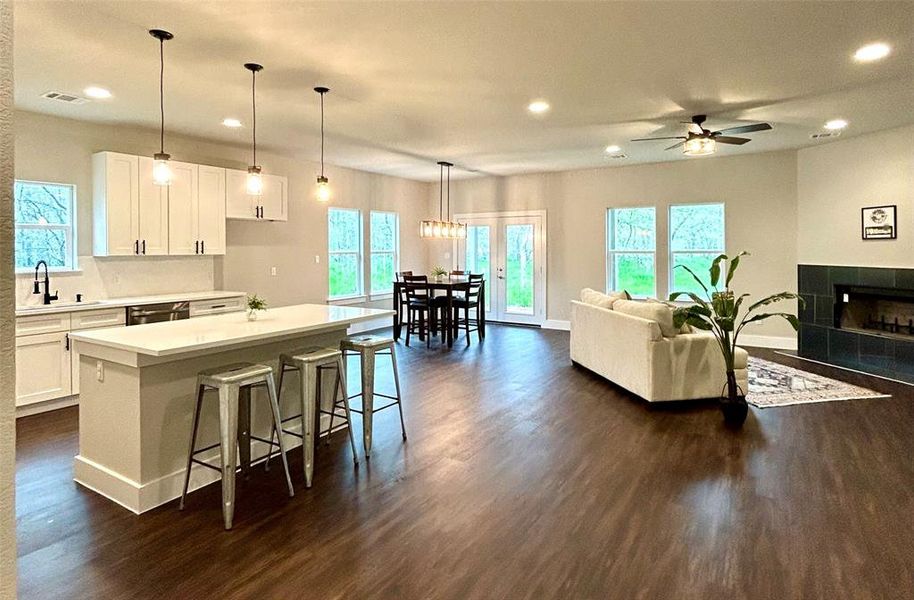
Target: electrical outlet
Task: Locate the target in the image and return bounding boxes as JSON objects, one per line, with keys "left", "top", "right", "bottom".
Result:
{"left": 444, "top": 252, "right": 451, "bottom": 259}
{"left": 96, "top": 360, "right": 104, "bottom": 382}
{"left": 271, "top": 266, "right": 277, "bottom": 276}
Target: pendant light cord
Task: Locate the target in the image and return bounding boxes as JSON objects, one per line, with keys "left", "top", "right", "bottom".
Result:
{"left": 320, "top": 92, "right": 325, "bottom": 177}
{"left": 446, "top": 164, "right": 451, "bottom": 221}
{"left": 251, "top": 69, "right": 257, "bottom": 166}
{"left": 158, "top": 38, "right": 165, "bottom": 154}
{"left": 439, "top": 163, "right": 444, "bottom": 220}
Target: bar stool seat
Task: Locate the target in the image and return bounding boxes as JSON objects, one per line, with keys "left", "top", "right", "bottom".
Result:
{"left": 341, "top": 335, "right": 407, "bottom": 459}
{"left": 180, "top": 362, "right": 294, "bottom": 530}
{"left": 271, "top": 346, "right": 359, "bottom": 488}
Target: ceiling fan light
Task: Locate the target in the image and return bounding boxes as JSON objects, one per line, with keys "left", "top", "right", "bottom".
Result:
{"left": 683, "top": 137, "right": 716, "bottom": 156}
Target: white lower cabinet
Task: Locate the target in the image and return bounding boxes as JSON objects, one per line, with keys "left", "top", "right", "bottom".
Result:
{"left": 15, "top": 332, "right": 71, "bottom": 407}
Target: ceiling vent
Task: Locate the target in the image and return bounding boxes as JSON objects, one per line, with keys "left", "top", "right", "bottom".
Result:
{"left": 41, "top": 91, "right": 89, "bottom": 105}
{"left": 607, "top": 153, "right": 628, "bottom": 159}
{"left": 810, "top": 131, "right": 841, "bottom": 140}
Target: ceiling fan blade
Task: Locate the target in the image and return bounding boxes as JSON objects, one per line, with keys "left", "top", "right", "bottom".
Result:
{"left": 665, "top": 141, "right": 686, "bottom": 151}
{"left": 631, "top": 136, "right": 688, "bottom": 142}
{"left": 713, "top": 136, "right": 751, "bottom": 145}
{"left": 714, "top": 123, "right": 772, "bottom": 136}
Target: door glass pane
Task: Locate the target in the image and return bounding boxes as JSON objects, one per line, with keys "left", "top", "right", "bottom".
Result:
{"left": 465, "top": 225, "right": 491, "bottom": 311}
{"left": 613, "top": 253, "right": 655, "bottom": 298}
{"left": 505, "top": 224, "right": 534, "bottom": 315}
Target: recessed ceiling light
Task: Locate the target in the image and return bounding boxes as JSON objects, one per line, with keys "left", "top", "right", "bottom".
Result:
{"left": 527, "top": 100, "right": 550, "bottom": 114}
{"left": 222, "top": 118, "right": 242, "bottom": 128}
{"left": 854, "top": 42, "right": 891, "bottom": 63}
{"left": 604, "top": 145, "right": 622, "bottom": 154}
{"left": 824, "top": 119, "right": 848, "bottom": 130}
{"left": 83, "top": 86, "right": 111, "bottom": 99}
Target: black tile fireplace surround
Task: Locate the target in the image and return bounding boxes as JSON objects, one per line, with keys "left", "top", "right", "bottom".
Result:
{"left": 798, "top": 264, "right": 914, "bottom": 383}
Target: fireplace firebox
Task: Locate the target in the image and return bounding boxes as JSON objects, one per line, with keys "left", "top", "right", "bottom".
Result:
{"left": 835, "top": 285, "right": 914, "bottom": 339}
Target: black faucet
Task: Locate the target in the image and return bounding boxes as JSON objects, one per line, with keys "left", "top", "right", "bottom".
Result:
{"left": 33, "top": 260, "right": 59, "bottom": 305}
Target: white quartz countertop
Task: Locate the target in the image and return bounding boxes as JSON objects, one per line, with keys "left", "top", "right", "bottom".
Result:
{"left": 15, "top": 290, "right": 247, "bottom": 317}
{"left": 70, "top": 303, "right": 394, "bottom": 357}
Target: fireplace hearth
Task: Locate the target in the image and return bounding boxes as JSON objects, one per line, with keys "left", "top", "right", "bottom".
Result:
{"left": 798, "top": 265, "right": 914, "bottom": 383}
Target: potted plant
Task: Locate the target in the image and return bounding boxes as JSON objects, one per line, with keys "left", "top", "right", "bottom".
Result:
{"left": 431, "top": 266, "right": 448, "bottom": 283}
{"left": 246, "top": 294, "right": 267, "bottom": 321}
{"left": 669, "top": 252, "right": 803, "bottom": 426}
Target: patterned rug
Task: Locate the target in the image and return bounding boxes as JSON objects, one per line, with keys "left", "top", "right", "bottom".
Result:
{"left": 746, "top": 357, "right": 890, "bottom": 408}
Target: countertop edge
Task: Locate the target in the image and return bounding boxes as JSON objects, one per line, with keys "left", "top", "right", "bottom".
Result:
{"left": 15, "top": 290, "right": 247, "bottom": 317}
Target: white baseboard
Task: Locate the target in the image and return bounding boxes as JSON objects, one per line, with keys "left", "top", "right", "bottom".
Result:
{"left": 74, "top": 415, "right": 345, "bottom": 514}
{"left": 739, "top": 334, "right": 797, "bottom": 351}
{"left": 17, "top": 395, "right": 79, "bottom": 418}
{"left": 542, "top": 319, "right": 571, "bottom": 331}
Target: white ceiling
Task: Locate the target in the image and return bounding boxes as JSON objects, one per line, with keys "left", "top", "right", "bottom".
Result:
{"left": 13, "top": 1, "right": 914, "bottom": 181}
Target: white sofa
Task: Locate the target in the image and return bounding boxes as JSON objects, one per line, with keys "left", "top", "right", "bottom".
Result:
{"left": 570, "top": 292, "right": 748, "bottom": 402}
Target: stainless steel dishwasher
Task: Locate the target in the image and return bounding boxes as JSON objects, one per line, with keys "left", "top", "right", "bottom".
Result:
{"left": 126, "top": 301, "right": 190, "bottom": 325}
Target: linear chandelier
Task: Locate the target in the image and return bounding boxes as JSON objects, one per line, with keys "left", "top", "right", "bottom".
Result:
{"left": 421, "top": 161, "right": 466, "bottom": 239}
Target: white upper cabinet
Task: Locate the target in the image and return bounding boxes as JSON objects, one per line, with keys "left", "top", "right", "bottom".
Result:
{"left": 93, "top": 152, "right": 140, "bottom": 256}
{"left": 226, "top": 168, "right": 288, "bottom": 221}
{"left": 136, "top": 156, "right": 170, "bottom": 255}
{"left": 196, "top": 165, "right": 226, "bottom": 254}
{"left": 167, "top": 162, "right": 226, "bottom": 255}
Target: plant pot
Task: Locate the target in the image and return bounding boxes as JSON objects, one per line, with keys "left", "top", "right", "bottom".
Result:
{"left": 720, "top": 370, "right": 748, "bottom": 426}
{"left": 247, "top": 309, "right": 259, "bottom": 321}
{"left": 434, "top": 274, "right": 446, "bottom": 283}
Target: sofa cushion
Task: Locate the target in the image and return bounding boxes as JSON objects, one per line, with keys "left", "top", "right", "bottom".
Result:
{"left": 646, "top": 298, "right": 692, "bottom": 333}
{"left": 614, "top": 299, "right": 679, "bottom": 338}
{"left": 580, "top": 288, "right": 629, "bottom": 309}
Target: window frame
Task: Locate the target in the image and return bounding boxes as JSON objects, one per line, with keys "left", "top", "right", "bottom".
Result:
{"left": 368, "top": 210, "right": 400, "bottom": 297}
{"left": 14, "top": 179, "right": 78, "bottom": 274}
{"left": 605, "top": 206, "right": 657, "bottom": 299}
{"left": 327, "top": 207, "right": 364, "bottom": 301}
{"left": 668, "top": 202, "right": 726, "bottom": 296}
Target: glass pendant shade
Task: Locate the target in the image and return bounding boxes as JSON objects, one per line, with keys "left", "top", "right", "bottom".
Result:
{"left": 246, "top": 166, "right": 263, "bottom": 196}
{"left": 683, "top": 137, "right": 716, "bottom": 156}
{"left": 152, "top": 153, "right": 172, "bottom": 186}
{"left": 316, "top": 176, "right": 331, "bottom": 202}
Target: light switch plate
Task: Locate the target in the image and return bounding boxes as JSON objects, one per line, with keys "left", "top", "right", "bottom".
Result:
{"left": 315, "top": 255, "right": 320, "bottom": 264}
{"left": 96, "top": 361, "right": 104, "bottom": 382}
{"left": 271, "top": 266, "right": 277, "bottom": 276}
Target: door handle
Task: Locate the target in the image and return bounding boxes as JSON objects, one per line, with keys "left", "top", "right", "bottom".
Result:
{"left": 134, "top": 240, "right": 139, "bottom": 255}
{"left": 201, "top": 240, "right": 205, "bottom": 254}
{"left": 195, "top": 240, "right": 199, "bottom": 254}
{"left": 65, "top": 333, "right": 69, "bottom": 351}
{"left": 142, "top": 239, "right": 146, "bottom": 254}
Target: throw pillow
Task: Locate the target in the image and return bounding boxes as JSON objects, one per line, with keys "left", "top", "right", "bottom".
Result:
{"left": 614, "top": 299, "right": 679, "bottom": 337}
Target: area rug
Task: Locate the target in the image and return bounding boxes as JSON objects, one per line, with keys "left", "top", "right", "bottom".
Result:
{"left": 746, "top": 357, "right": 890, "bottom": 408}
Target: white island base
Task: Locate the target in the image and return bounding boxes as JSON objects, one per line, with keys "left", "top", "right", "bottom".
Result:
{"left": 70, "top": 304, "right": 392, "bottom": 514}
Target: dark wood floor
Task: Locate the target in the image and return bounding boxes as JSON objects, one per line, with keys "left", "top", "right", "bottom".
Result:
{"left": 16, "top": 325, "right": 914, "bottom": 599}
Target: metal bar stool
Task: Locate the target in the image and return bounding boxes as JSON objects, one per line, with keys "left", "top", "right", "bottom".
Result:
{"left": 340, "top": 335, "right": 407, "bottom": 459}
{"left": 179, "top": 362, "right": 294, "bottom": 530}
{"left": 269, "top": 347, "right": 359, "bottom": 488}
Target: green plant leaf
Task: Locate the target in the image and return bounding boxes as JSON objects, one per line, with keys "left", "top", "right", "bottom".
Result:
{"left": 742, "top": 311, "right": 800, "bottom": 331}
{"left": 747, "top": 291, "right": 802, "bottom": 313}
{"left": 669, "top": 291, "right": 709, "bottom": 309}
{"left": 709, "top": 253, "right": 728, "bottom": 288}
{"left": 725, "top": 251, "right": 750, "bottom": 287}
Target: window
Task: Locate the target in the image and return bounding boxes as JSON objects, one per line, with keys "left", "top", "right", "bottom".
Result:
{"left": 14, "top": 180, "right": 76, "bottom": 271}
{"left": 605, "top": 207, "right": 656, "bottom": 298}
{"left": 669, "top": 203, "right": 725, "bottom": 296}
{"left": 328, "top": 208, "right": 363, "bottom": 299}
{"left": 369, "top": 211, "right": 399, "bottom": 295}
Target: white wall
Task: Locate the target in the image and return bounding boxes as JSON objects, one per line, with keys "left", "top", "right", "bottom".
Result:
{"left": 798, "top": 124, "right": 914, "bottom": 268}
{"left": 427, "top": 151, "right": 799, "bottom": 338}
{"left": 14, "top": 110, "right": 429, "bottom": 310}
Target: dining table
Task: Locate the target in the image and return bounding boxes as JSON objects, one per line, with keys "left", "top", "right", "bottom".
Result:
{"left": 391, "top": 277, "right": 486, "bottom": 348}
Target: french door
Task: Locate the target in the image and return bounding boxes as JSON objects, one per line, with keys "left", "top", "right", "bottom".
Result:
{"left": 452, "top": 211, "right": 546, "bottom": 325}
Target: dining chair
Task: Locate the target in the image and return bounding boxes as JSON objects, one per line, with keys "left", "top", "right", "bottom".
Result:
{"left": 403, "top": 275, "right": 434, "bottom": 348}
{"left": 395, "top": 271, "right": 414, "bottom": 325}
{"left": 452, "top": 274, "right": 485, "bottom": 346}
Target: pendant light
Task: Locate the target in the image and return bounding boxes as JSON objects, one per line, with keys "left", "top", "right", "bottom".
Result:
{"left": 314, "top": 86, "right": 331, "bottom": 202}
{"left": 149, "top": 29, "right": 174, "bottom": 186}
{"left": 244, "top": 63, "right": 264, "bottom": 196}
{"left": 421, "top": 162, "right": 466, "bottom": 239}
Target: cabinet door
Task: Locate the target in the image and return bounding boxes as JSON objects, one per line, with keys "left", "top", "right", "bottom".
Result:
{"left": 137, "top": 156, "right": 170, "bottom": 255}
{"left": 226, "top": 168, "right": 258, "bottom": 220}
{"left": 95, "top": 152, "right": 139, "bottom": 256}
{"left": 260, "top": 174, "right": 288, "bottom": 221}
{"left": 16, "top": 332, "right": 71, "bottom": 406}
{"left": 167, "top": 161, "right": 198, "bottom": 255}
{"left": 197, "top": 165, "right": 226, "bottom": 254}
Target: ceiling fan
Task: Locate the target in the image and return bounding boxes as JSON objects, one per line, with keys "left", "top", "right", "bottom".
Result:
{"left": 631, "top": 115, "right": 772, "bottom": 155}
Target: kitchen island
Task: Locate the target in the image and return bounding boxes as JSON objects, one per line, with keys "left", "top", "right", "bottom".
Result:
{"left": 69, "top": 303, "right": 393, "bottom": 513}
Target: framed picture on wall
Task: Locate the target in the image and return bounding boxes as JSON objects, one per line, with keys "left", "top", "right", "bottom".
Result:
{"left": 861, "top": 205, "right": 897, "bottom": 240}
